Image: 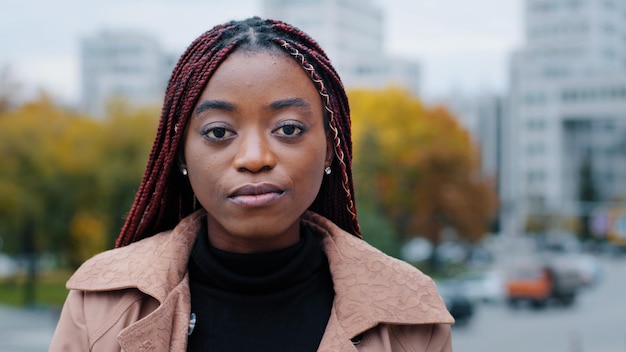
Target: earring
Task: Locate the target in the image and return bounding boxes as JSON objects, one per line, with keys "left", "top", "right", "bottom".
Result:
{"left": 182, "top": 168, "right": 188, "bottom": 176}
{"left": 324, "top": 166, "right": 332, "bottom": 175}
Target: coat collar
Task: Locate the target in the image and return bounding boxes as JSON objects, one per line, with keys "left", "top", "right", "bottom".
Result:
{"left": 302, "top": 212, "right": 454, "bottom": 349}
{"left": 66, "top": 210, "right": 204, "bottom": 303}
{"left": 67, "top": 210, "right": 453, "bottom": 350}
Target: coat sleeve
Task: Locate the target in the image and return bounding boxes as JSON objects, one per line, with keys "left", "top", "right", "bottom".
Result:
{"left": 392, "top": 323, "right": 452, "bottom": 352}
{"left": 49, "top": 288, "right": 156, "bottom": 351}
{"left": 357, "top": 323, "right": 453, "bottom": 352}
{"left": 49, "top": 290, "right": 90, "bottom": 352}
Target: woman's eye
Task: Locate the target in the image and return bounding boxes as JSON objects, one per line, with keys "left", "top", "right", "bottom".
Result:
{"left": 275, "top": 123, "right": 305, "bottom": 136}
{"left": 203, "top": 126, "right": 234, "bottom": 141}
{"left": 209, "top": 127, "right": 226, "bottom": 138}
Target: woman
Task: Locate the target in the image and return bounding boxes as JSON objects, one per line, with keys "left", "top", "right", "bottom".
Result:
{"left": 50, "top": 17, "right": 454, "bottom": 351}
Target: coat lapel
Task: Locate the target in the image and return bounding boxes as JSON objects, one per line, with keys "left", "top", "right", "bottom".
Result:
{"left": 303, "top": 211, "right": 454, "bottom": 346}
{"left": 66, "top": 211, "right": 205, "bottom": 352}
{"left": 117, "top": 276, "right": 192, "bottom": 352}
{"left": 67, "top": 210, "right": 205, "bottom": 300}
{"left": 317, "top": 306, "right": 359, "bottom": 351}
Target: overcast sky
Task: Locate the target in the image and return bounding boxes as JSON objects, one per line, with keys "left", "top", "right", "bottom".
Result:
{"left": 0, "top": 0, "right": 524, "bottom": 103}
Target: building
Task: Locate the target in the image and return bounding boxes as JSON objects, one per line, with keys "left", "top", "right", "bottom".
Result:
{"left": 504, "top": 0, "right": 626, "bottom": 236}
{"left": 262, "top": 0, "right": 421, "bottom": 96}
{"left": 80, "top": 30, "right": 176, "bottom": 116}
{"left": 437, "top": 92, "right": 504, "bottom": 179}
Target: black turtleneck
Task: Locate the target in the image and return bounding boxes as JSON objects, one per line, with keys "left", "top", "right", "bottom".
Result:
{"left": 187, "top": 224, "right": 334, "bottom": 352}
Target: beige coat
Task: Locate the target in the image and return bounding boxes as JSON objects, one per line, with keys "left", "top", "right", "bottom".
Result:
{"left": 50, "top": 210, "right": 454, "bottom": 351}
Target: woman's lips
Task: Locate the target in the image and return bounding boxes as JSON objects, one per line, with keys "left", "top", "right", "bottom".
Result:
{"left": 230, "top": 192, "right": 284, "bottom": 207}
{"left": 229, "top": 183, "right": 285, "bottom": 207}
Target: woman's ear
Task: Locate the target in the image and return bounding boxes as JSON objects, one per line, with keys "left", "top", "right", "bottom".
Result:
{"left": 177, "top": 145, "right": 187, "bottom": 175}
{"left": 325, "top": 132, "right": 335, "bottom": 169}
{"left": 177, "top": 126, "right": 189, "bottom": 171}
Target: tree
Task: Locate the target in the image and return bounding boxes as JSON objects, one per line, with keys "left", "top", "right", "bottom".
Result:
{"left": 0, "top": 95, "right": 157, "bottom": 266}
{"left": 98, "top": 100, "right": 159, "bottom": 237}
{"left": 348, "top": 88, "right": 497, "bottom": 272}
{"left": 0, "top": 95, "right": 103, "bottom": 256}
{"left": 68, "top": 212, "right": 107, "bottom": 268}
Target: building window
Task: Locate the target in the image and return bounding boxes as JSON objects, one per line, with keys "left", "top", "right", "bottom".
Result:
{"left": 525, "top": 92, "right": 547, "bottom": 105}
{"left": 568, "top": 0, "right": 583, "bottom": 9}
{"left": 527, "top": 143, "right": 546, "bottom": 156}
{"left": 530, "top": 1, "right": 558, "bottom": 12}
{"left": 604, "top": 48, "right": 616, "bottom": 59}
{"left": 563, "top": 86, "right": 626, "bottom": 102}
{"left": 544, "top": 67, "right": 567, "bottom": 77}
{"left": 526, "top": 118, "right": 547, "bottom": 131}
{"left": 527, "top": 170, "right": 547, "bottom": 183}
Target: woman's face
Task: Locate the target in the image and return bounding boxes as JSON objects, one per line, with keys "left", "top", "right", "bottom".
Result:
{"left": 182, "top": 50, "right": 332, "bottom": 253}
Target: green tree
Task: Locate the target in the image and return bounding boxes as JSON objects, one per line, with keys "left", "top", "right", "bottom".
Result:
{"left": 349, "top": 88, "right": 497, "bottom": 273}
{"left": 68, "top": 212, "right": 107, "bottom": 268}
{"left": 97, "top": 100, "right": 158, "bottom": 241}
{"left": 0, "top": 95, "right": 157, "bottom": 266}
{"left": 0, "top": 95, "right": 89, "bottom": 255}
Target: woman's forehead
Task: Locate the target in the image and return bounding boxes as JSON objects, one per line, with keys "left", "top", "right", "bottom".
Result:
{"left": 203, "top": 50, "right": 315, "bottom": 94}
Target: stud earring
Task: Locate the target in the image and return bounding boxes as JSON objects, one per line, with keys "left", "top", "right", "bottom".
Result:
{"left": 324, "top": 166, "right": 332, "bottom": 175}
{"left": 182, "top": 168, "right": 188, "bottom": 176}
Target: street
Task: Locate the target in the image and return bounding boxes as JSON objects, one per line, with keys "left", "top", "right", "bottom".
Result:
{"left": 0, "top": 305, "right": 57, "bottom": 352}
{"left": 452, "top": 256, "right": 626, "bottom": 352}
{"left": 0, "top": 256, "right": 623, "bottom": 351}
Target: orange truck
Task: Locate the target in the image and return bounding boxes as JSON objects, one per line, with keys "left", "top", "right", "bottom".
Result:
{"left": 505, "top": 261, "right": 580, "bottom": 309}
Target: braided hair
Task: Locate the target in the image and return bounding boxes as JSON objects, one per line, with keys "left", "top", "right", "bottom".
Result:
{"left": 115, "top": 17, "right": 360, "bottom": 247}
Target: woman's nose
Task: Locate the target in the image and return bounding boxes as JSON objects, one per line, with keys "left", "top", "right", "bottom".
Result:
{"left": 233, "top": 131, "right": 277, "bottom": 172}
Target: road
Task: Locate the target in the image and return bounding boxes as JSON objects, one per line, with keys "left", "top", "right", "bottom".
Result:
{"left": 1, "top": 256, "right": 623, "bottom": 351}
{"left": 452, "top": 256, "right": 626, "bottom": 352}
{"left": 0, "top": 305, "right": 58, "bottom": 352}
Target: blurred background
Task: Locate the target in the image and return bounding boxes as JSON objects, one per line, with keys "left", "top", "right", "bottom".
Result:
{"left": 1, "top": 0, "right": 626, "bottom": 351}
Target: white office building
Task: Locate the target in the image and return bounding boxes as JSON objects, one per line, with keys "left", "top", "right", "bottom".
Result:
{"left": 262, "top": 0, "right": 421, "bottom": 95}
{"left": 81, "top": 31, "right": 176, "bottom": 116}
{"left": 437, "top": 93, "right": 505, "bottom": 180}
{"left": 504, "top": 0, "right": 626, "bottom": 236}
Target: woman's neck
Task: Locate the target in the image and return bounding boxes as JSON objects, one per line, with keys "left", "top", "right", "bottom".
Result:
{"left": 204, "top": 216, "right": 301, "bottom": 253}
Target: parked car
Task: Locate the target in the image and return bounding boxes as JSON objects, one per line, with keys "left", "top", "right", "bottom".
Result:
{"left": 556, "top": 254, "right": 603, "bottom": 287}
{"left": 436, "top": 279, "right": 475, "bottom": 325}
{"left": 505, "top": 260, "right": 581, "bottom": 309}
{"left": 457, "top": 269, "right": 505, "bottom": 304}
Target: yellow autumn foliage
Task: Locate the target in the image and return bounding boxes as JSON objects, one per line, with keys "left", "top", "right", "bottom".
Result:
{"left": 0, "top": 94, "right": 157, "bottom": 258}
{"left": 69, "top": 212, "right": 107, "bottom": 268}
{"left": 349, "top": 88, "right": 497, "bottom": 245}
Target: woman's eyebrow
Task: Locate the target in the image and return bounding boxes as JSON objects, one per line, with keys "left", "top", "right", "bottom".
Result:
{"left": 194, "top": 100, "right": 235, "bottom": 116}
{"left": 268, "top": 97, "right": 311, "bottom": 110}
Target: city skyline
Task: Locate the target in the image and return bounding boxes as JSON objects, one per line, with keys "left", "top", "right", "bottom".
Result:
{"left": 0, "top": 0, "right": 522, "bottom": 104}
